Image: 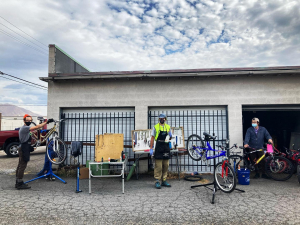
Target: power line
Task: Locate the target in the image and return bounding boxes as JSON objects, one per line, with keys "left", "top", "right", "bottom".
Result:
{"left": 0, "top": 22, "right": 48, "bottom": 52}
{"left": 0, "top": 71, "right": 47, "bottom": 88}
{"left": 0, "top": 29, "right": 48, "bottom": 56}
{"left": 0, "top": 104, "right": 47, "bottom": 106}
{"left": 0, "top": 15, "right": 47, "bottom": 47}
{"left": 0, "top": 76, "right": 48, "bottom": 91}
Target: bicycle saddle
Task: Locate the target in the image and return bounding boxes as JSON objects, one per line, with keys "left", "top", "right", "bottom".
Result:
{"left": 203, "top": 132, "right": 216, "bottom": 140}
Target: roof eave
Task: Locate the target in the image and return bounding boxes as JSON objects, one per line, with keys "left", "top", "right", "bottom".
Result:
{"left": 39, "top": 68, "right": 300, "bottom": 82}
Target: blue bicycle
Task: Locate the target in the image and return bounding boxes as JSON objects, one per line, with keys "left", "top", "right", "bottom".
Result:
{"left": 187, "top": 132, "right": 237, "bottom": 193}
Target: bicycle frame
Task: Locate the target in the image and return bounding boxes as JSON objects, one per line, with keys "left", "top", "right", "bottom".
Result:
{"left": 195, "top": 141, "right": 227, "bottom": 160}
{"left": 242, "top": 149, "right": 269, "bottom": 171}
{"left": 31, "top": 123, "right": 58, "bottom": 147}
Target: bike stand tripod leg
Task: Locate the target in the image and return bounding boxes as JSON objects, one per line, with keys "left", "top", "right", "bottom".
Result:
{"left": 234, "top": 188, "right": 245, "bottom": 193}
{"left": 24, "top": 161, "right": 67, "bottom": 184}
{"left": 191, "top": 180, "right": 219, "bottom": 204}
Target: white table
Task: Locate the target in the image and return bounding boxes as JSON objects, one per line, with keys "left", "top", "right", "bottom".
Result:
{"left": 89, "top": 157, "right": 127, "bottom": 194}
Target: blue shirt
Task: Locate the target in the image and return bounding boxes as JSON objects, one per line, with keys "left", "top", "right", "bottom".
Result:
{"left": 244, "top": 126, "right": 272, "bottom": 149}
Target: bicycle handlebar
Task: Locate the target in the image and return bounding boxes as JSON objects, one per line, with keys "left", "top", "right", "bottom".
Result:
{"left": 52, "top": 119, "right": 65, "bottom": 123}
{"left": 239, "top": 146, "right": 265, "bottom": 154}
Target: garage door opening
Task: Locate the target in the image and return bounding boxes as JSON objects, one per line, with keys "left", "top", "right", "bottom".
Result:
{"left": 242, "top": 105, "right": 300, "bottom": 151}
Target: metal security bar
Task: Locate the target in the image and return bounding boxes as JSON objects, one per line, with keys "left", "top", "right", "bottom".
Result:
{"left": 60, "top": 112, "right": 135, "bottom": 165}
{"left": 148, "top": 109, "right": 228, "bottom": 173}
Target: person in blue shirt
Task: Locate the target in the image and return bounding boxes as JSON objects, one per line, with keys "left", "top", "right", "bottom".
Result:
{"left": 150, "top": 114, "right": 172, "bottom": 189}
{"left": 244, "top": 117, "right": 273, "bottom": 179}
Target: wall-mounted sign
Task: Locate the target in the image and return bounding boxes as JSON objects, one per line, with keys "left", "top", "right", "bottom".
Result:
{"left": 131, "top": 127, "right": 185, "bottom": 152}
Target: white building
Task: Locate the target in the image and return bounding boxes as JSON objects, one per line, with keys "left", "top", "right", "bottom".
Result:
{"left": 40, "top": 45, "right": 300, "bottom": 172}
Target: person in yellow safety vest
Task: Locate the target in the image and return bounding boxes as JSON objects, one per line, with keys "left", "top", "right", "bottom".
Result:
{"left": 150, "top": 113, "right": 172, "bottom": 189}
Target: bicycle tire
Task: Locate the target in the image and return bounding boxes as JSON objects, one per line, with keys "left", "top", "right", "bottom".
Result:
{"left": 228, "top": 155, "right": 243, "bottom": 176}
{"left": 184, "top": 175, "right": 203, "bottom": 181}
{"left": 187, "top": 134, "right": 205, "bottom": 161}
{"left": 46, "top": 137, "right": 67, "bottom": 165}
{"left": 214, "top": 161, "right": 236, "bottom": 193}
{"left": 297, "top": 165, "right": 300, "bottom": 184}
{"left": 265, "top": 156, "right": 294, "bottom": 181}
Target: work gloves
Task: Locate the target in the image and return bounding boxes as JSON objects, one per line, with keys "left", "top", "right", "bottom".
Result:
{"left": 47, "top": 118, "right": 54, "bottom": 124}
{"left": 150, "top": 148, "right": 153, "bottom": 156}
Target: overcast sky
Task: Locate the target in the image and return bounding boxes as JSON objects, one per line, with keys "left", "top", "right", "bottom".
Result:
{"left": 0, "top": 0, "right": 299, "bottom": 116}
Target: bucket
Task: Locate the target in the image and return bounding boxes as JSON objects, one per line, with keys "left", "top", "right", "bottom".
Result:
{"left": 237, "top": 168, "right": 250, "bottom": 185}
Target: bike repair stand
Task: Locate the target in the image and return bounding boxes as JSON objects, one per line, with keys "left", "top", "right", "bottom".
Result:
{"left": 24, "top": 161, "right": 67, "bottom": 184}
{"left": 75, "top": 155, "right": 82, "bottom": 193}
{"left": 190, "top": 133, "right": 244, "bottom": 204}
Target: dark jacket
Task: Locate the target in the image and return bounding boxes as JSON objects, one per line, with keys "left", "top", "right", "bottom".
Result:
{"left": 244, "top": 126, "right": 272, "bottom": 149}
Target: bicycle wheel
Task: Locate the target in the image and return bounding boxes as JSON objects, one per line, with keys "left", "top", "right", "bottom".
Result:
{"left": 297, "top": 165, "right": 300, "bottom": 184}
{"left": 214, "top": 161, "right": 236, "bottom": 193}
{"left": 46, "top": 137, "right": 67, "bottom": 165}
{"left": 187, "top": 134, "right": 205, "bottom": 161}
{"left": 265, "top": 156, "right": 294, "bottom": 181}
{"left": 228, "top": 155, "right": 243, "bottom": 176}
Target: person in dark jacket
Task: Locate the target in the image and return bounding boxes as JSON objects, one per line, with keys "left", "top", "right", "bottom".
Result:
{"left": 15, "top": 114, "right": 53, "bottom": 189}
{"left": 244, "top": 117, "right": 273, "bottom": 179}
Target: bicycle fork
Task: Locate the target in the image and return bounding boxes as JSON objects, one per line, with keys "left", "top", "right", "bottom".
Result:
{"left": 221, "top": 160, "right": 229, "bottom": 178}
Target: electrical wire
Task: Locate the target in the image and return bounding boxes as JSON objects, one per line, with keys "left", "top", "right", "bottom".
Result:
{"left": 0, "top": 15, "right": 47, "bottom": 47}
{"left": 0, "top": 76, "right": 48, "bottom": 91}
{"left": 0, "top": 22, "right": 48, "bottom": 52}
{"left": 0, "top": 104, "right": 47, "bottom": 106}
{"left": 0, "top": 71, "right": 47, "bottom": 88}
{"left": 0, "top": 29, "right": 48, "bottom": 56}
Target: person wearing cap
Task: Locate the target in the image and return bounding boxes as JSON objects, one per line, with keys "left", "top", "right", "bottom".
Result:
{"left": 244, "top": 117, "right": 273, "bottom": 179}
{"left": 150, "top": 113, "right": 172, "bottom": 189}
{"left": 15, "top": 114, "right": 54, "bottom": 189}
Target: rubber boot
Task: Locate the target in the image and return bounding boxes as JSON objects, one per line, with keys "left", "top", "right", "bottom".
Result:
{"left": 253, "top": 173, "right": 260, "bottom": 179}
{"left": 16, "top": 182, "right": 31, "bottom": 189}
{"left": 261, "top": 173, "right": 270, "bottom": 179}
{"left": 155, "top": 180, "right": 161, "bottom": 189}
{"left": 161, "top": 180, "right": 171, "bottom": 187}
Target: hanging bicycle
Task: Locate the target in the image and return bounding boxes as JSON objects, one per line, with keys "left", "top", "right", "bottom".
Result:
{"left": 187, "top": 132, "right": 237, "bottom": 193}
{"left": 30, "top": 119, "right": 67, "bottom": 165}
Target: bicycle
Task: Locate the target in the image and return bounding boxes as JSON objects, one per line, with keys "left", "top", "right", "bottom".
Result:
{"left": 30, "top": 119, "right": 67, "bottom": 165}
{"left": 229, "top": 145, "right": 294, "bottom": 181}
{"left": 187, "top": 132, "right": 236, "bottom": 193}
{"left": 282, "top": 146, "right": 300, "bottom": 183}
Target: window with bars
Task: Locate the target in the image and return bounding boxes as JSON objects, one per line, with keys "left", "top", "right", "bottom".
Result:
{"left": 148, "top": 108, "right": 228, "bottom": 172}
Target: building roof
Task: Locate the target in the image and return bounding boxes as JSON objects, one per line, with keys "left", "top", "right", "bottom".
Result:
{"left": 39, "top": 66, "right": 300, "bottom": 82}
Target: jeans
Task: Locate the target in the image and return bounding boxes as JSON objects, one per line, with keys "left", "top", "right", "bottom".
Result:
{"left": 16, "top": 147, "right": 28, "bottom": 180}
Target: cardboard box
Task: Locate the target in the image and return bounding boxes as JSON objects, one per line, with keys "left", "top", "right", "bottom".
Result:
{"left": 95, "top": 133, "right": 124, "bottom": 161}
{"left": 79, "top": 167, "right": 89, "bottom": 179}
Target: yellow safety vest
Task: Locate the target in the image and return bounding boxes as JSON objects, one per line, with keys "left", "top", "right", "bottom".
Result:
{"left": 154, "top": 123, "right": 170, "bottom": 141}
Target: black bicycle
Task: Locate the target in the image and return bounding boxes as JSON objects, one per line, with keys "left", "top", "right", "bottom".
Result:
{"left": 229, "top": 146, "right": 294, "bottom": 181}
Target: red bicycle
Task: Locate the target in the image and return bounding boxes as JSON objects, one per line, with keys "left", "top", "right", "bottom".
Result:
{"left": 282, "top": 146, "right": 300, "bottom": 183}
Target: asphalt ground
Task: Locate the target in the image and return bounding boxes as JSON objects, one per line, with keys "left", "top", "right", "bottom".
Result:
{"left": 1, "top": 149, "right": 300, "bottom": 225}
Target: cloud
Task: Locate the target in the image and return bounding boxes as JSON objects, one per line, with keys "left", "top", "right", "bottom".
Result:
{"left": 0, "top": 0, "right": 300, "bottom": 114}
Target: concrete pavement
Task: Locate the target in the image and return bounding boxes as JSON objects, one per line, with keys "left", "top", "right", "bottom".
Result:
{"left": 0, "top": 150, "right": 300, "bottom": 224}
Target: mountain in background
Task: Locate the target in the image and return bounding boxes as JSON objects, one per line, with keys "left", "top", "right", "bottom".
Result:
{"left": 0, "top": 104, "right": 41, "bottom": 116}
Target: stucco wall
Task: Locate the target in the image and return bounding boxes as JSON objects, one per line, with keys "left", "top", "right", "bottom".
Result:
{"left": 47, "top": 75, "right": 300, "bottom": 170}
